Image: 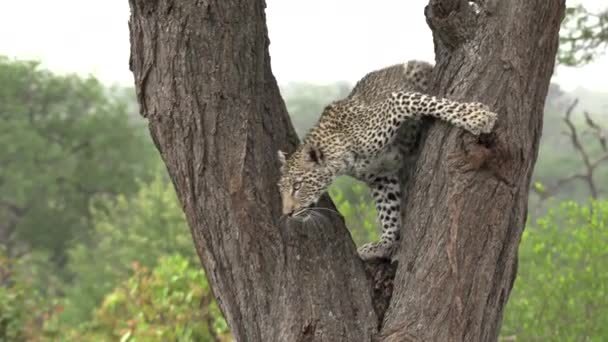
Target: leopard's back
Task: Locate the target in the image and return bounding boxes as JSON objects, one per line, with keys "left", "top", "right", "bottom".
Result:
{"left": 347, "top": 60, "right": 433, "bottom": 106}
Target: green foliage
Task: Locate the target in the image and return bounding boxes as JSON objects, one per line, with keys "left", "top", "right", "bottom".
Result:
{"left": 502, "top": 200, "right": 608, "bottom": 340}
{"left": 0, "top": 56, "right": 158, "bottom": 261}
{"left": 46, "top": 255, "right": 230, "bottom": 342}
{"left": 329, "top": 177, "right": 379, "bottom": 246}
{"left": 0, "top": 170, "right": 230, "bottom": 341}
{"left": 0, "top": 251, "right": 31, "bottom": 341}
{"left": 559, "top": 5, "right": 608, "bottom": 66}
{"left": 61, "top": 173, "right": 196, "bottom": 325}
{"left": 0, "top": 56, "right": 227, "bottom": 341}
{"left": 0, "top": 173, "right": 229, "bottom": 341}
{"left": 0, "top": 249, "right": 55, "bottom": 341}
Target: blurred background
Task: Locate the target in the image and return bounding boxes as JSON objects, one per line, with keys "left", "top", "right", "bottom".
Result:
{"left": 0, "top": 1, "right": 606, "bottom": 341}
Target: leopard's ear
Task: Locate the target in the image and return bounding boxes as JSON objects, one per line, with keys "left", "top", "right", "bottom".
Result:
{"left": 304, "top": 144, "right": 325, "bottom": 167}
{"left": 277, "top": 150, "right": 287, "bottom": 165}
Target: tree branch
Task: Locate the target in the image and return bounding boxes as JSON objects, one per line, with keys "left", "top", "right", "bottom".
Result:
{"left": 535, "top": 99, "right": 607, "bottom": 200}
{"left": 583, "top": 111, "right": 607, "bottom": 152}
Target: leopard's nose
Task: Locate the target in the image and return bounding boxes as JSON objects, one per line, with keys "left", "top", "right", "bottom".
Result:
{"left": 282, "top": 203, "right": 295, "bottom": 217}
{"left": 282, "top": 196, "right": 297, "bottom": 217}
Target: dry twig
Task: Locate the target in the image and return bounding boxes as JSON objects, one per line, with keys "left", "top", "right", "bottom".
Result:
{"left": 533, "top": 99, "right": 608, "bottom": 201}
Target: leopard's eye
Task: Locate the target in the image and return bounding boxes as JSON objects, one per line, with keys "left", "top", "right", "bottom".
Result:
{"left": 293, "top": 181, "right": 302, "bottom": 191}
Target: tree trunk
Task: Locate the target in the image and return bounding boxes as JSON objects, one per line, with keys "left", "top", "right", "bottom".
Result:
{"left": 380, "top": 1, "right": 565, "bottom": 340}
{"left": 128, "top": 0, "right": 564, "bottom": 341}
{"left": 128, "top": 1, "right": 376, "bottom": 341}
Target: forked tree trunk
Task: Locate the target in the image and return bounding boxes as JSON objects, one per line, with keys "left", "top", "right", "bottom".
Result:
{"left": 128, "top": 0, "right": 564, "bottom": 341}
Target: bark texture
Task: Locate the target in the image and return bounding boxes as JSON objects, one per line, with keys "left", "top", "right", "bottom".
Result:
{"left": 128, "top": 1, "right": 376, "bottom": 341}
{"left": 128, "top": 0, "right": 564, "bottom": 341}
{"left": 381, "top": 1, "right": 565, "bottom": 341}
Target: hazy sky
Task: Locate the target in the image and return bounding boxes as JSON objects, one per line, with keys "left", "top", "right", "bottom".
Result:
{"left": 0, "top": 0, "right": 606, "bottom": 92}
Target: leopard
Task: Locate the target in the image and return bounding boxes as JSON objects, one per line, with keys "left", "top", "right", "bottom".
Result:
{"left": 277, "top": 60, "right": 498, "bottom": 261}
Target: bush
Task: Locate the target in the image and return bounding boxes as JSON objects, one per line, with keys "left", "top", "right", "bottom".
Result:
{"left": 502, "top": 200, "right": 608, "bottom": 340}
{"left": 0, "top": 249, "right": 57, "bottom": 341}
{"left": 329, "top": 177, "right": 378, "bottom": 246}
{"left": 47, "top": 255, "right": 229, "bottom": 342}
{"left": 61, "top": 172, "right": 197, "bottom": 324}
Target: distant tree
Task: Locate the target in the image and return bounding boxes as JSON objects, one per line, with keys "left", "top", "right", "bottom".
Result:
{"left": 531, "top": 99, "right": 608, "bottom": 217}
{"left": 0, "top": 57, "right": 158, "bottom": 264}
{"left": 559, "top": 4, "right": 608, "bottom": 65}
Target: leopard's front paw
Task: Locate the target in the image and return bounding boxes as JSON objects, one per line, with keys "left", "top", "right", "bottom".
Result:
{"left": 463, "top": 102, "right": 498, "bottom": 135}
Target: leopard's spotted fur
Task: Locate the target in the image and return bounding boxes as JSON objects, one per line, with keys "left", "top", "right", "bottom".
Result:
{"left": 277, "top": 60, "right": 497, "bottom": 260}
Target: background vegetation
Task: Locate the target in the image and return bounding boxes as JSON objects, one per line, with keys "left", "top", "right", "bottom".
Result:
{"left": 1, "top": 3, "right": 607, "bottom": 341}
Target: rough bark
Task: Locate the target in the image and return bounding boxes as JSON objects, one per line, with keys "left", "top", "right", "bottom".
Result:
{"left": 380, "top": 1, "right": 565, "bottom": 341}
{"left": 128, "top": 1, "right": 376, "bottom": 341}
{"left": 128, "top": 0, "right": 564, "bottom": 341}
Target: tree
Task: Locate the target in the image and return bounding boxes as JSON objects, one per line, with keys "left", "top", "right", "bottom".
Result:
{"left": 533, "top": 100, "right": 608, "bottom": 200}
{"left": 0, "top": 57, "right": 158, "bottom": 264}
{"left": 128, "top": 0, "right": 564, "bottom": 340}
{"left": 559, "top": 4, "right": 608, "bottom": 66}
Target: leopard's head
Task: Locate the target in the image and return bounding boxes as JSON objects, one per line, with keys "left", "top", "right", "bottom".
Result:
{"left": 277, "top": 144, "right": 334, "bottom": 217}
